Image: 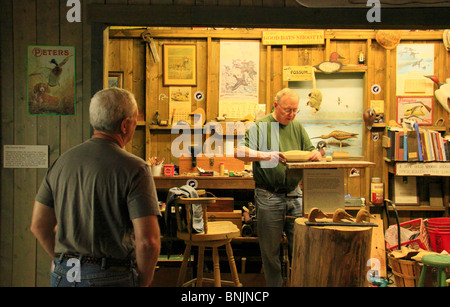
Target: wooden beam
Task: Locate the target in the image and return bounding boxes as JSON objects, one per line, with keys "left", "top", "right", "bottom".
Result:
{"left": 88, "top": 4, "right": 450, "bottom": 29}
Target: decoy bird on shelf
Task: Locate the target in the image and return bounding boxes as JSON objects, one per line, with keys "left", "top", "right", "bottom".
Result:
{"left": 311, "top": 130, "right": 358, "bottom": 153}
{"left": 315, "top": 52, "right": 344, "bottom": 74}
{"left": 308, "top": 208, "right": 328, "bottom": 222}
{"left": 316, "top": 141, "right": 328, "bottom": 157}
{"left": 29, "top": 55, "right": 73, "bottom": 87}
{"left": 306, "top": 67, "right": 322, "bottom": 115}
{"left": 332, "top": 209, "right": 354, "bottom": 223}
{"left": 363, "top": 107, "right": 377, "bottom": 130}
{"left": 355, "top": 209, "right": 371, "bottom": 223}
{"left": 425, "top": 75, "right": 450, "bottom": 114}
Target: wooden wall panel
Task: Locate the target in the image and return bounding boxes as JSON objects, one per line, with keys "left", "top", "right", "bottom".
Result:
{"left": 12, "top": 0, "right": 38, "bottom": 287}
{"left": 34, "top": 0, "right": 61, "bottom": 287}
{"left": 0, "top": 0, "right": 15, "bottom": 287}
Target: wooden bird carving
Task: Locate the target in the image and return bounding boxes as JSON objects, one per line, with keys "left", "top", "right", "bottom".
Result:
{"left": 315, "top": 52, "right": 344, "bottom": 74}
{"left": 355, "top": 209, "right": 371, "bottom": 223}
{"left": 426, "top": 75, "right": 450, "bottom": 114}
{"left": 316, "top": 141, "right": 328, "bottom": 157}
{"left": 308, "top": 208, "right": 327, "bottom": 222}
{"left": 306, "top": 67, "right": 322, "bottom": 115}
{"left": 332, "top": 209, "right": 353, "bottom": 223}
{"left": 363, "top": 107, "right": 377, "bottom": 130}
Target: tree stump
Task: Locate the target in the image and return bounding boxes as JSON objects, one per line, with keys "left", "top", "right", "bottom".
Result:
{"left": 291, "top": 217, "right": 373, "bottom": 287}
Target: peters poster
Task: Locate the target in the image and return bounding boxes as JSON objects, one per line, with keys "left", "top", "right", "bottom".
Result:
{"left": 27, "top": 45, "right": 76, "bottom": 116}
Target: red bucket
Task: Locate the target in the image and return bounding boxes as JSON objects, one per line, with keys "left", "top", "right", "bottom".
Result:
{"left": 427, "top": 218, "right": 450, "bottom": 226}
{"left": 428, "top": 228, "right": 450, "bottom": 253}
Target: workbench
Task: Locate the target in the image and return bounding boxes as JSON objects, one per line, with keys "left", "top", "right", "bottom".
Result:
{"left": 153, "top": 175, "right": 255, "bottom": 190}
{"left": 285, "top": 160, "right": 375, "bottom": 215}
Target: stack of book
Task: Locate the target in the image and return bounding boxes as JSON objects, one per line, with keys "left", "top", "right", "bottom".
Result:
{"left": 385, "top": 122, "right": 449, "bottom": 162}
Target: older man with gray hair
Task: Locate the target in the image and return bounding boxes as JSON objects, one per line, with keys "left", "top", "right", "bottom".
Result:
{"left": 31, "top": 87, "right": 161, "bottom": 287}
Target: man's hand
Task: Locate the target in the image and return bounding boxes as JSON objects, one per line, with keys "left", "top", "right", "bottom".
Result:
{"left": 309, "top": 150, "right": 322, "bottom": 161}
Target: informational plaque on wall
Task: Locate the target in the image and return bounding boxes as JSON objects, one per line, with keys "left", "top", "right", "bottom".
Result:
{"left": 302, "top": 168, "right": 345, "bottom": 214}
{"left": 3, "top": 145, "right": 49, "bottom": 169}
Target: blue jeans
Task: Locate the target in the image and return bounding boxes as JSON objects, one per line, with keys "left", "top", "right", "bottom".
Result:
{"left": 51, "top": 258, "right": 138, "bottom": 287}
{"left": 255, "top": 187, "right": 302, "bottom": 287}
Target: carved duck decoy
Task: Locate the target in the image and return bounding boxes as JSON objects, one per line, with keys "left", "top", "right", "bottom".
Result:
{"left": 315, "top": 52, "right": 344, "bottom": 74}
{"left": 308, "top": 208, "right": 328, "bottom": 222}
{"left": 363, "top": 107, "right": 377, "bottom": 130}
{"left": 355, "top": 209, "right": 371, "bottom": 223}
{"left": 316, "top": 141, "right": 328, "bottom": 157}
{"left": 332, "top": 208, "right": 353, "bottom": 223}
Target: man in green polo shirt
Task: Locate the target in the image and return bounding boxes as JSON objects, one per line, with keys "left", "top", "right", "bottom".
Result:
{"left": 235, "top": 88, "right": 321, "bottom": 287}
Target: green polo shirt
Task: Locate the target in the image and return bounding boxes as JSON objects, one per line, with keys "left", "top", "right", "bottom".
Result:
{"left": 240, "top": 114, "right": 315, "bottom": 189}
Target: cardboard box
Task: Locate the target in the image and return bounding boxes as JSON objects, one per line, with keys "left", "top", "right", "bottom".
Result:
{"left": 393, "top": 176, "right": 418, "bottom": 205}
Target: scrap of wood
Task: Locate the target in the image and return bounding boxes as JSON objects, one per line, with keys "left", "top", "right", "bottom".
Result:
{"left": 370, "top": 214, "right": 387, "bottom": 278}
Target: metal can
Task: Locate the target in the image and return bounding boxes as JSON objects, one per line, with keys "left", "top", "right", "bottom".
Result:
{"left": 370, "top": 177, "right": 384, "bottom": 204}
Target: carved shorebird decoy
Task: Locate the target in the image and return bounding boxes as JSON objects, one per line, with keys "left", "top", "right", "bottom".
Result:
{"left": 332, "top": 209, "right": 354, "bottom": 223}
{"left": 311, "top": 130, "right": 358, "bottom": 152}
{"left": 308, "top": 208, "right": 328, "bottom": 222}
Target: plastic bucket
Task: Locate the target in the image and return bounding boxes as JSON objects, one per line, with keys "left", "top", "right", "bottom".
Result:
{"left": 427, "top": 218, "right": 450, "bottom": 226}
{"left": 428, "top": 229, "right": 450, "bottom": 253}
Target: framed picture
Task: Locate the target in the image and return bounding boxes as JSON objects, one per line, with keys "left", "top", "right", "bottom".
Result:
{"left": 163, "top": 44, "right": 196, "bottom": 86}
{"left": 108, "top": 71, "right": 123, "bottom": 88}
{"left": 397, "top": 97, "right": 433, "bottom": 125}
{"left": 27, "top": 45, "right": 76, "bottom": 116}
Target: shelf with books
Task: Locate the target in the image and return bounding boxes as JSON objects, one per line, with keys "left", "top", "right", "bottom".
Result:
{"left": 382, "top": 124, "right": 449, "bottom": 163}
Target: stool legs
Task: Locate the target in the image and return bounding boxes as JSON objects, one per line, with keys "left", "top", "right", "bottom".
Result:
{"left": 438, "top": 268, "right": 447, "bottom": 287}
{"left": 418, "top": 264, "right": 449, "bottom": 287}
{"left": 226, "top": 241, "right": 242, "bottom": 287}
{"left": 177, "top": 243, "right": 191, "bottom": 286}
{"left": 213, "top": 247, "right": 221, "bottom": 287}
{"left": 197, "top": 246, "right": 205, "bottom": 287}
{"left": 418, "top": 264, "right": 427, "bottom": 287}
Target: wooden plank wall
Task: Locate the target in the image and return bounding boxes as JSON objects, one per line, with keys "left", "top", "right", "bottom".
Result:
{"left": 0, "top": 0, "right": 448, "bottom": 287}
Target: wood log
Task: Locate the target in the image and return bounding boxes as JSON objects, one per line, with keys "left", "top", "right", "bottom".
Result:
{"left": 291, "top": 217, "right": 373, "bottom": 287}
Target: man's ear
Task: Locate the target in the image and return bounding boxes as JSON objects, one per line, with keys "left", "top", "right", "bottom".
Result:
{"left": 120, "top": 117, "right": 129, "bottom": 134}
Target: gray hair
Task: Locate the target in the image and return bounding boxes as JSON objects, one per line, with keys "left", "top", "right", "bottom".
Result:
{"left": 89, "top": 88, "right": 137, "bottom": 133}
{"left": 274, "top": 88, "right": 299, "bottom": 104}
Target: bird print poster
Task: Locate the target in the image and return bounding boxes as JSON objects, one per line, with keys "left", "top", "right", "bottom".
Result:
{"left": 396, "top": 44, "right": 434, "bottom": 96}
{"left": 27, "top": 45, "right": 75, "bottom": 115}
{"left": 218, "top": 40, "right": 259, "bottom": 119}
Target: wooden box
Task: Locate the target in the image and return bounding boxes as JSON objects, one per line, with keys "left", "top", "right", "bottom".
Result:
{"left": 179, "top": 155, "right": 245, "bottom": 174}
{"left": 207, "top": 210, "right": 242, "bottom": 233}
{"left": 207, "top": 197, "right": 234, "bottom": 212}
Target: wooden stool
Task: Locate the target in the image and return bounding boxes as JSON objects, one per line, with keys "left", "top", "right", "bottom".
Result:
{"left": 175, "top": 196, "right": 242, "bottom": 287}
{"left": 418, "top": 254, "right": 450, "bottom": 287}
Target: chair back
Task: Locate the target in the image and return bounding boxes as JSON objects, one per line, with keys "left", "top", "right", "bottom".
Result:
{"left": 174, "top": 197, "right": 216, "bottom": 235}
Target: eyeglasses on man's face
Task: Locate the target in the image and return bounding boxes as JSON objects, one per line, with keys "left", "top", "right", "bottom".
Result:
{"left": 279, "top": 106, "right": 299, "bottom": 114}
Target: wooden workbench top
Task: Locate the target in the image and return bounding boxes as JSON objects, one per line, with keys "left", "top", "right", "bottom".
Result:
{"left": 153, "top": 175, "right": 255, "bottom": 190}
{"left": 286, "top": 160, "right": 375, "bottom": 169}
